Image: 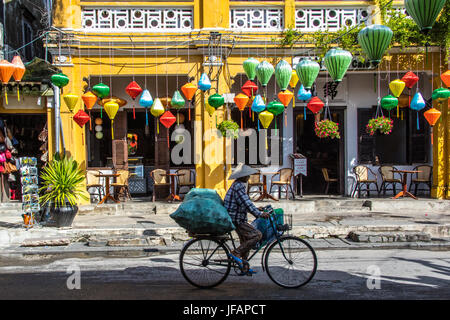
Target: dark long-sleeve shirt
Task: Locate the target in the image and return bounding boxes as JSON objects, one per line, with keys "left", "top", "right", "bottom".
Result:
{"left": 224, "top": 181, "right": 261, "bottom": 225}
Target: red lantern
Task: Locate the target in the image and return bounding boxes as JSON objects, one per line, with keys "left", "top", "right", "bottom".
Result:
{"left": 424, "top": 108, "right": 441, "bottom": 145}
{"left": 160, "top": 111, "right": 177, "bottom": 148}
{"left": 307, "top": 97, "right": 324, "bottom": 114}
{"left": 241, "top": 80, "right": 258, "bottom": 98}
{"left": 73, "top": 110, "right": 90, "bottom": 145}
{"left": 125, "top": 81, "right": 143, "bottom": 119}
{"left": 441, "top": 70, "right": 450, "bottom": 88}
{"left": 401, "top": 71, "right": 419, "bottom": 89}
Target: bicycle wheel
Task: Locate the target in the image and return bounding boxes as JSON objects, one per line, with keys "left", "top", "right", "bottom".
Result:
{"left": 180, "top": 237, "right": 231, "bottom": 289}
{"left": 264, "top": 236, "right": 317, "bottom": 288}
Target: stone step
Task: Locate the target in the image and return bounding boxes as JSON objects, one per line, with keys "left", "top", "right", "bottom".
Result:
{"left": 347, "top": 231, "right": 432, "bottom": 243}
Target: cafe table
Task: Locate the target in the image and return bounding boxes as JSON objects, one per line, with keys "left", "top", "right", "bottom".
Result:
{"left": 95, "top": 172, "right": 120, "bottom": 204}
{"left": 161, "top": 173, "right": 183, "bottom": 202}
{"left": 391, "top": 169, "right": 421, "bottom": 200}
{"left": 255, "top": 172, "right": 279, "bottom": 202}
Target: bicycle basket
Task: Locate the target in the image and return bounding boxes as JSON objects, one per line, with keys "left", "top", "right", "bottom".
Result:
{"left": 276, "top": 213, "right": 292, "bottom": 232}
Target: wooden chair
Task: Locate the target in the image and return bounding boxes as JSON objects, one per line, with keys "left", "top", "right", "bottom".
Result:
{"left": 86, "top": 170, "right": 104, "bottom": 203}
{"left": 176, "top": 169, "right": 195, "bottom": 195}
{"left": 150, "top": 169, "right": 170, "bottom": 202}
{"left": 269, "top": 168, "right": 295, "bottom": 200}
{"left": 409, "top": 165, "right": 432, "bottom": 196}
{"left": 322, "top": 168, "right": 338, "bottom": 195}
{"left": 352, "top": 165, "right": 379, "bottom": 198}
{"left": 247, "top": 169, "right": 263, "bottom": 197}
{"left": 111, "top": 169, "right": 132, "bottom": 201}
{"left": 378, "top": 166, "right": 402, "bottom": 196}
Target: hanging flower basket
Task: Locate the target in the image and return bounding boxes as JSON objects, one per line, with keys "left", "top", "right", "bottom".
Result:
{"left": 217, "top": 120, "right": 240, "bottom": 139}
{"left": 366, "top": 117, "right": 393, "bottom": 136}
{"left": 314, "top": 119, "right": 340, "bottom": 139}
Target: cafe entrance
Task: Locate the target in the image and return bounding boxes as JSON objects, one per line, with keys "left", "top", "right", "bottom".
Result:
{"left": 293, "top": 107, "right": 345, "bottom": 195}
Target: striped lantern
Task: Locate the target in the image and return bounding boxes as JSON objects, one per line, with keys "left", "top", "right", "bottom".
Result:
{"left": 295, "top": 59, "right": 320, "bottom": 90}
{"left": 255, "top": 61, "right": 274, "bottom": 87}
{"left": 357, "top": 24, "right": 393, "bottom": 67}
{"left": 405, "top": 0, "right": 446, "bottom": 32}
{"left": 323, "top": 48, "right": 353, "bottom": 82}
{"left": 275, "top": 60, "right": 292, "bottom": 91}
{"left": 243, "top": 57, "right": 260, "bottom": 81}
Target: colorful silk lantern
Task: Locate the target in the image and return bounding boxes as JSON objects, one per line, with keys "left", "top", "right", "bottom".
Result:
{"left": 405, "top": 0, "right": 446, "bottom": 32}
{"left": 160, "top": 111, "right": 177, "bottom": 148}
{"left": 243, "top": 57, "right": 259, "bottom": 81}
{"left": 441, "top": 70, "right": 450, "bottom": 88}
{"left": 402, "top": 71, "right": 419, "bottom": 89}
{"left": 295, "top": 59, "right": 320, "bottom": 90}
{"left": 73, "top": 109, "right": 90, "bottom": 145}
{"left": 98, "top": 96, "right": 127, "bottom": 108}
{"left": 125, "top": 81, "right": 143, "bottom": 119}
{"left": 139, "top": 89, "right": 154, "bottom": 126}
{"left": 432, "top": 87, "right": 450, "bottom": 106}
{"left": 0, "top": 60, "right": 15, "bottom": 105}
{"left": 151, "top": 98, "right": 165, "bottom": 134}
{"left": 92, "top": 83, "right": 110, "bottom": 99}
{"left": 275, "top": 60, "right": 292, "bottom": 91}
{"left": 171, "top": 90, "right": 186, "bottom": 125}
{"left": 198, "top": 73, "right": 211, "bottom": 91}
{"left": 11, "top": 56, "right": 25, "bottom": 101}
{"left": 357, "top": 25, "right": 393, "bottom": 67}
{"left": 251, "top": 94, "right": 266, "bottom": 130}
{"left": 104, "top": 101, "right": 119, "bottom": 139}
{"left": 267, "top": 100, "right": 284, "bottom": 134}
{"left": 389, "top": 79, "right": 406, "bottom": 117}
{"left": 241, "top": 80, "right": 258, "bottom": 98}
{"left": 63, "top": 93, "right": 79, "bottom": 113}
{"left": 298, "top": 85, "right": 312, "bottom": 119}
{"left": 278, "top": 90, "right": 293, "bottom": 107}
{"left": 324, "top": 48, "right": 352, "bottom": 82}
{"left": 289, "top": 70, "right": 299, "bottom": 89}
{"left": 307, "top": 97, "right": 324, "bottom": 114}
{"left": 205, "top": 100, "right": 216, "bottom": 117}
{"left": 255, "top": 61, "right": 274, "bottom": 87}
{"left": 259, "top": 110, "right": 274, "bottom": 149}
{"left": 208, "top": 93, "right": 225, "bottom": 109}
{"left": 181, "top": 82, "right": 197, "bottom": 120}
{"left": 424, "top": 107, "right": 441, "bottom": 144}
{"left": 82, "top": 91, "right": 98, "bottom": 130}
{"left": 51, "top": 73, "right": 69, "bottom": 90}
{"left": 234, "top": 93, "right": 249, "bottom": 129}
{"left": 381, "top": 95, "right": 399, "bottom": 114}
{"left": 410, "top": 92, "right": 426, "bottom": 130}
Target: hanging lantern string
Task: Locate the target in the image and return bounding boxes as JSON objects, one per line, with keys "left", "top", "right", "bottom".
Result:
{"left": 110, "top": 40, "right": 113, "bottom": 97}
{"left": 165, "top": 37, "right": 168, "bottom": 105}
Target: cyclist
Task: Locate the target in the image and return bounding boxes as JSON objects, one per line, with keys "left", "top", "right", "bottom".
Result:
{"left": 224, "top": 164, "right": 270, "bottom": 273}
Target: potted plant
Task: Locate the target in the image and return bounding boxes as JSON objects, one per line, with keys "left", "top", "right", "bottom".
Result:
{"left": 366, "top": 117, "right": 393, "bottom": 136}
{"left": 39, "top": 153, "right": 88, "bottom": 228}
{"left": 314, "top": 119, "right": 341, "bottom": 139}
{"left": 217, "top": 120, "right": 240, "bottom": 139}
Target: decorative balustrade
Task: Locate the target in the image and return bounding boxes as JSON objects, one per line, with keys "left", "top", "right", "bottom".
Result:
{"left": 81, "top": 7, "right": 194, "bottom": 31}
{"left": 230, "top": 8, "right": 284, "bottom": 31}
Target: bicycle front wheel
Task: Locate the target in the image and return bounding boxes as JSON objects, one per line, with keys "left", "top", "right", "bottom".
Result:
{"left": 180, "top": 238, "right": 231, "bottom": 289}
{"left": 265, "top": 236, "right": 317, "bottom": 288}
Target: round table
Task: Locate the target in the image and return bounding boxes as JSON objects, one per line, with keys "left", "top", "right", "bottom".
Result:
{"left": 95, "top": 173, "right": 120, "bottom": 204}
{"left": 161, "top": 173, "right": 182, "bottom": 202}
{"left": 255, "top": 172, "right": 279, "bottom": 202}
{"left": 391, "top": 170, "right": 421, "bottom": 200}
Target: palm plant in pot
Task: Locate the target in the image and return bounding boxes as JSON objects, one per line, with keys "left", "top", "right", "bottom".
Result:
{"left": 39, "top": 153, "right": 88, "bottom": 228}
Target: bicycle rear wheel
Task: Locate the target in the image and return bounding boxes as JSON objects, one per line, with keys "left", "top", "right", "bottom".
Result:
{"left": 264, "top": 236, "right": 317, "bottom": 288}
{"left": 180, "top": 237, "right": 231, "bottom": 289}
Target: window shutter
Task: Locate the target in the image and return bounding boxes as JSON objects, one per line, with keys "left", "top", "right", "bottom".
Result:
{"left": 357, "top": 108, "right": 375, "bottom": 163}
{"left": 409, "top": 109, "right": 429, "bottom": 163}
{"left": 113, "top": 111, "right": 127, "bottom": 140}
{"left": 112, "top": 139, "right": 128, "bottom": 170}
{"left": 155, "top": 119, "right": 170, "bottom": 169}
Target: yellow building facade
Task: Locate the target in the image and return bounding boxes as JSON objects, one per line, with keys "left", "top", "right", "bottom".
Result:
{"left": 42, "top": 0, "right": 449, "bottom": 201}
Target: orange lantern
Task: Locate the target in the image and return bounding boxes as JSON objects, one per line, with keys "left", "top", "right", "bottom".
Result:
{"left": 82, "top": 91, "right": 98, "bottom": 130}
{"left": 0, "top": 60, "right": 16, "bottom": 105}
{"left": 441, "top": 70, "right": 450, "bottom": 88}
{"left": 11, "top": 56, "right": 25, "bottom": 101}
{"left": 424, "top": 108, "right": 441, "bottom": 145}
{"left": 234, "top": 93, "right": 249, "bottom": 129}
{"left": 181, "top": 82, "right": 197, "bottom": 120}
{"left": 278, "top": 90, "right": 293, "bottom": 126}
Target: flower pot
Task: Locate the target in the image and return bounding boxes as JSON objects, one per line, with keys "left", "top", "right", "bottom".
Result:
{"left": 52, "top": 205, "right": 79, "bottom": 228}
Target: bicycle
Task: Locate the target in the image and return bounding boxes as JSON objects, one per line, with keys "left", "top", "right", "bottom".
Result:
{"left": 179, "top": 205, "right": 317, "bottom": 289}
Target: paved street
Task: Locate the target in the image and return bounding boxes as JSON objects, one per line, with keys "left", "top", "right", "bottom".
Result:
{"left": 0, "top": 248, "right": 448, "bottom": 300}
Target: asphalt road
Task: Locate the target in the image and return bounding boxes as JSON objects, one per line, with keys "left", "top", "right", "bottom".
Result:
{"left": 0, "top": 248, "right": 449, "bottom": 300}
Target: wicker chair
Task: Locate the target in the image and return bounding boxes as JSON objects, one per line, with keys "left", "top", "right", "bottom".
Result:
{"left": 378, "top": 166, "right": 402, "bottom": 196}
{"left": 322, "top": 168, "right": 338, "bottom": 195}
{"left": 176, "top": 169, "right": 195, "bottom": 195}
{"left": 111, "top": 170, "right": 132, "bottom": 201}
{"left": 409, "top": 165, "right": 432, "bottom": 196}
{"left": 247, "top": 169, "right": 263, "bottom": 197}
{"left": 150, "top": 169, "right": 170, "bottom": 202}
{"left": 269, "top": 168, "right": 295, "bottom": 200}
{"left": 86, "top": 170, "right": 104, "bottom": 203}
{"left": 352, "top": 165, "right": 379, "bottom": 198}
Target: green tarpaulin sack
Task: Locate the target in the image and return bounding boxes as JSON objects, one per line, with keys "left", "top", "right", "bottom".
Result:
{"left": 170, "top": 189, "right": 235, "bottom": 235}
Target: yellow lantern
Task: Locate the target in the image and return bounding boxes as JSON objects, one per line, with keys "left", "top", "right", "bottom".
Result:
{"left": 289, "top": 70, "right": 299, "bottom": 89}
{"left": 104, "top": 101, "right": 119, "bottom": 139}
{"left": 259, "top": 110, "right": 274, "bottom": 149}
{"left": 63, "top": 93, "right": 79, "bottom": 113}
{"left": 151, "top": 98, "right": 165, "bottom": 134}
{"left": 205, "top": 100, "right": 215, "bottom": 117}
{"left": 389, "top": 79, "right": 406, "bottom": 117}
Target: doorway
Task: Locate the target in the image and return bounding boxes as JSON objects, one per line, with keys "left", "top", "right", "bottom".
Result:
{"left": 293, "top": 107, "right": 345, "bottom": 195}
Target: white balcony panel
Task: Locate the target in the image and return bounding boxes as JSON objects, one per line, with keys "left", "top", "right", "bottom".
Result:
{"left": 82, "top": 7, "right": 193, "bottom": 31}
{"left": 295, "top": 8, "right": 370, "bottom": 32}
{"left": 230, "top": 8, "right": 284, "bottom": 31}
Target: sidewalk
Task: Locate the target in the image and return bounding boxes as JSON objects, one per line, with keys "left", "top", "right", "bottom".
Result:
{"left": 1, "top": 197, "right": 449, "bottom": 251}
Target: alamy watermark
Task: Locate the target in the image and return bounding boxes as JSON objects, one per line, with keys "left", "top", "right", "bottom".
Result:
{"left": 366, "top": 265, "right": 381, "bottom": 290}
{"left": 66, "top": 264, "right": 81, "bottom": 290}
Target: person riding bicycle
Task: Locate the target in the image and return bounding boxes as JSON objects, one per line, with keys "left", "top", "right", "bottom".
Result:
{"left": 224, "top": 164, "right": 270, "bottom": 273}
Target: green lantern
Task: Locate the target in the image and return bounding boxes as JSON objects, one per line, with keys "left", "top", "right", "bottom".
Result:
{"left": 381, "top": 95, "right": 399, "bottom": 112}
{"left": 295, "top": 59, "right": 320, "bottom": 90}
{"left": 275, "top": 60, "right": 292, "bottom": 91}
{"left": 324, "top": 48, "right": 352, "bottom": 82}
{"left": 267, "top": 100, "right": 284, "bottom": 133}
{"left": 432, "top": 87, "right": 450, "bottom": 101}
{"left": 171, "top": 90, "right": 185, "bottom": 109}
{"left": 51, "top": 73, "right": 69, "bottom": 90}
{"left": 358, "top": 24, "right": 393, "bottom": 67}
{"left": 405, "top": 0, "right": 446, "bottom": 33}
{"left": 243, "top": 57, "right": 260, "bottom": 81}
{"left": 255, "top": 61, "right": 274, "bottom": 87}
{"left": 92, "top": 83, "right": 110, "bottom": 99}
{"left": 208, "top": 93, "right": 225, "bottom": 109}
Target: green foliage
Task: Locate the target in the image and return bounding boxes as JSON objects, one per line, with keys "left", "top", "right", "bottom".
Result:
{"left": 39, "top": 153, "right": 88, "bottom": 208}
{"left": 366, "top": 117, "right": 393, "bottom": 136}
{"left": 217, "top": 120, "right": 240, "bottom": 139}
{"left": 274, "top": 27, "right": 304, "bottom": 48}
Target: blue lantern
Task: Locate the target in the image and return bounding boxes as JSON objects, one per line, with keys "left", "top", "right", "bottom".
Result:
{"left": 139, "top": 89, "right": 154, "bottom": 126}
{"left": 297, "top": 85, "right": 312, "bottom": 119}
{"left": 198, "top": 73, "right": 212, "bottom": 91}
{"left": 410, "top": 92, "right": 426, "bottom": 130}
{"left": 251, "top": 94, "right": 266, "bottom": 130}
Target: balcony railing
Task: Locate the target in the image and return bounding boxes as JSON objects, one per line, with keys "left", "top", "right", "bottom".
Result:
{"left": 230, "top": 8, "right": 284, "bottom": 31}
{"left": 81, "top": 7, "right": 194, "bottom": 32}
